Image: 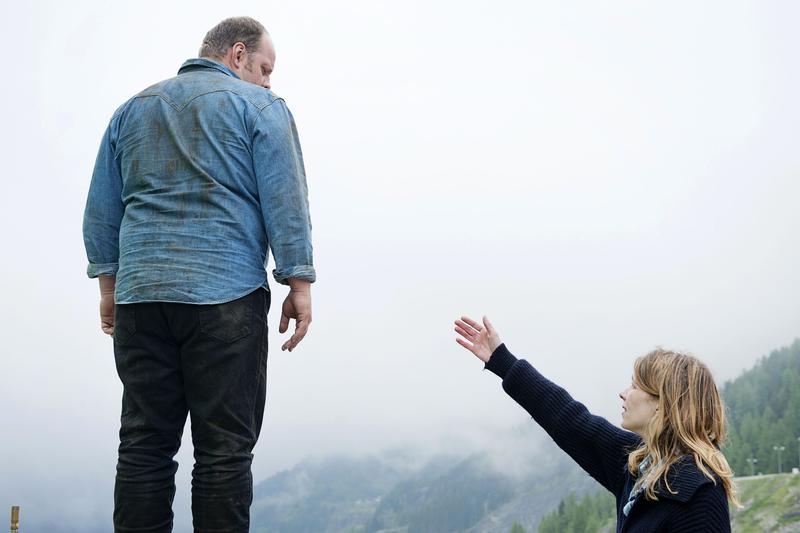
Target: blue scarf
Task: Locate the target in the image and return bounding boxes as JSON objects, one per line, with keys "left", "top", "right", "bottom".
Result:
{"left": 623, "top": 456, "right": 653, "bottom": 516}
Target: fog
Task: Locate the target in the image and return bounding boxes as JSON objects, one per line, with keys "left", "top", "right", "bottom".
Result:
{"left": 1, "top": 0, "right": 798, "bottom": 529}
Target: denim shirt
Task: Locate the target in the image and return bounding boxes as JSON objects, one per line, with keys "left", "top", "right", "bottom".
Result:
{"left": 83, "top": 58, "right": 315, "bottom": 304}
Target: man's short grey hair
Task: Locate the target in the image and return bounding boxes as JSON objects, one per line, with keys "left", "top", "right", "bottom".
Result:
{"left": 199, "top": 17, "right": 267, "bottom": 59}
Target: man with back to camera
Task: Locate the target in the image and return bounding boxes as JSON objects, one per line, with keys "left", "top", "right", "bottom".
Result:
{"left": 82, "top": 16, "right": 315, "bottom": 532}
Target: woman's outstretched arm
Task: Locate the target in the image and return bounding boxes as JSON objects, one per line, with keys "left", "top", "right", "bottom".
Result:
{"left": 455, "top": 316, "right": 639, "bottom": 495}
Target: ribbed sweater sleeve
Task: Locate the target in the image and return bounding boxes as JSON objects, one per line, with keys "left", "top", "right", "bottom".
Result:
{"left": 486, "top": 344, "right": 639, "bottom": 495}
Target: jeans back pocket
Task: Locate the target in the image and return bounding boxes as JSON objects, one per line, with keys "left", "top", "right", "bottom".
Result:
{"left": 198, "top": 293, "right": 254, "bottom": 344}
{"left": 113, "top": 304, "right": 137, "bottom": 346}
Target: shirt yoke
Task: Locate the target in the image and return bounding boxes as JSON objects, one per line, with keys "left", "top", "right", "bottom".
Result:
{"left": 110, "top": 72, "right": 283, "bottom": 126}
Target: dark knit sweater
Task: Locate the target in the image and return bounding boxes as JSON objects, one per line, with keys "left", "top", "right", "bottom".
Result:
{"left": 485, "top": 344, "right": 731, "bottom": 532}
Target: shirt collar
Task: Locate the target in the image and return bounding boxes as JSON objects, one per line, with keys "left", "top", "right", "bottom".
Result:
{"left": 178, "top": 58, "right": 241, "bottom": 80}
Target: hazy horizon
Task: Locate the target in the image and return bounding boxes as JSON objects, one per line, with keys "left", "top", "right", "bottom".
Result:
{"left": 2, "top": 1, "right": 799, "bottom": 530}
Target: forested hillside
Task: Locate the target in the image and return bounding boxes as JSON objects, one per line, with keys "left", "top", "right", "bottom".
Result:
{"left": 536, "top": 490, "right": 615, "bottom": 533}
{"left": 723, "top": 339, "right": 800, "bottom": 476}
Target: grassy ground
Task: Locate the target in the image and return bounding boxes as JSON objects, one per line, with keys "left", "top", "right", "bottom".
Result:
{"left": 732, "top": 473, "right": 800, "bottom": 533}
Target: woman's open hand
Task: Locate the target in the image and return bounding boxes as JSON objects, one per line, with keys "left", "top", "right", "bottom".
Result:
{"left": 454, "top": 315, "right": 502, "bottom": 363}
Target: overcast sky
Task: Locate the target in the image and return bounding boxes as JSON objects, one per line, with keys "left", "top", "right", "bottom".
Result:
{"left": 1, "top": 0, "right": 798, "bottom": 529}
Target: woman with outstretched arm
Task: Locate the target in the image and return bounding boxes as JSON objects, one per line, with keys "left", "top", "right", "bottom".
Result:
{"left": 454, "top": 316, "right": 737, "bottom": 532}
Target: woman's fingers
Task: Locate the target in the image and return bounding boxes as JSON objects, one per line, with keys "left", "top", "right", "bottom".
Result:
{"left": 455, "top": 337, "right": 473, "bottom": 351}
{"left": 455, "top": 320, "right": 478, "bottom": 338}
{"left": 461, "top": 316, "right": 484, "bottom": 333}
{"left": 454, "top": 325, "right": 474, "bottom": 341}
{"left": 455, "top": 320, "right": 484, "bottom": 340}
{"left": 482, "top": 316, "right": 495, "bottom": 334}
{"left": 456, "top": 318, "right": 485, "bottom": 343}
{"left": 455, "top": 337, "right": 485, "bottom": 358}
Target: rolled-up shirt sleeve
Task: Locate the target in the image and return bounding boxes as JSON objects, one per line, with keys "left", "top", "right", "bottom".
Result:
{"left": 83, "top": 120, "right": 125, "bottom": 278}
{"left": 252, "top": 99, "right": 315, "bottom": 285}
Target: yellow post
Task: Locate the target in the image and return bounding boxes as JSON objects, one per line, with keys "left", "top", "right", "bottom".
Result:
{"left": 10, "top": 506, "right": 19, "bottom": 533}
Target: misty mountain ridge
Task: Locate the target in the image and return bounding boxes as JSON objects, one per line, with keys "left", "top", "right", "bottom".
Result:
{"left": 250, "top": 426, "right": 597, "bottom": 533}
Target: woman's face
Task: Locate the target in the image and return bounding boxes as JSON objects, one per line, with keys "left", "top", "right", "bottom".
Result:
{"left": 619, "top": 377, "right": 659, "bottom": 435}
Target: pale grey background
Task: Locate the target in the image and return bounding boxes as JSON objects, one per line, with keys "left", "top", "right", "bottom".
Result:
{"left": 1, "top": 0, "right": 798, "bottom": 528}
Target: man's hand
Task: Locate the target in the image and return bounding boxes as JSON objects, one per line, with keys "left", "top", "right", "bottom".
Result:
{"left": 454, "top": 315, "right": 502, "bottom": 363}
{"left": 99, "top": 275, "right": 116, "bottom": 336}
{"left": 280, "top": 278, "right": 312, "bottom": 351}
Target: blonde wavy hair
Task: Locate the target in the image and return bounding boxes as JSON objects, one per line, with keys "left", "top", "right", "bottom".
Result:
{"left": 627, "top": 348, "right": 739, "bottom": 505}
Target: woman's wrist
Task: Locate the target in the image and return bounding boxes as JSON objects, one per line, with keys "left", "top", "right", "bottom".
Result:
{"left": 484, "top": 343, "right": 517, "bottom": 379}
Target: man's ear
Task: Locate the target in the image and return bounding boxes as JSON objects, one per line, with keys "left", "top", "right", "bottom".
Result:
{"left": 231, "top": 42, "right": 247, "bottom": 68}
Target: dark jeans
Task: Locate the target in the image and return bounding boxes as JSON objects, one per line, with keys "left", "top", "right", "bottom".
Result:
{"left": 112, "top": 288, "right": 270, "bottom": 533}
